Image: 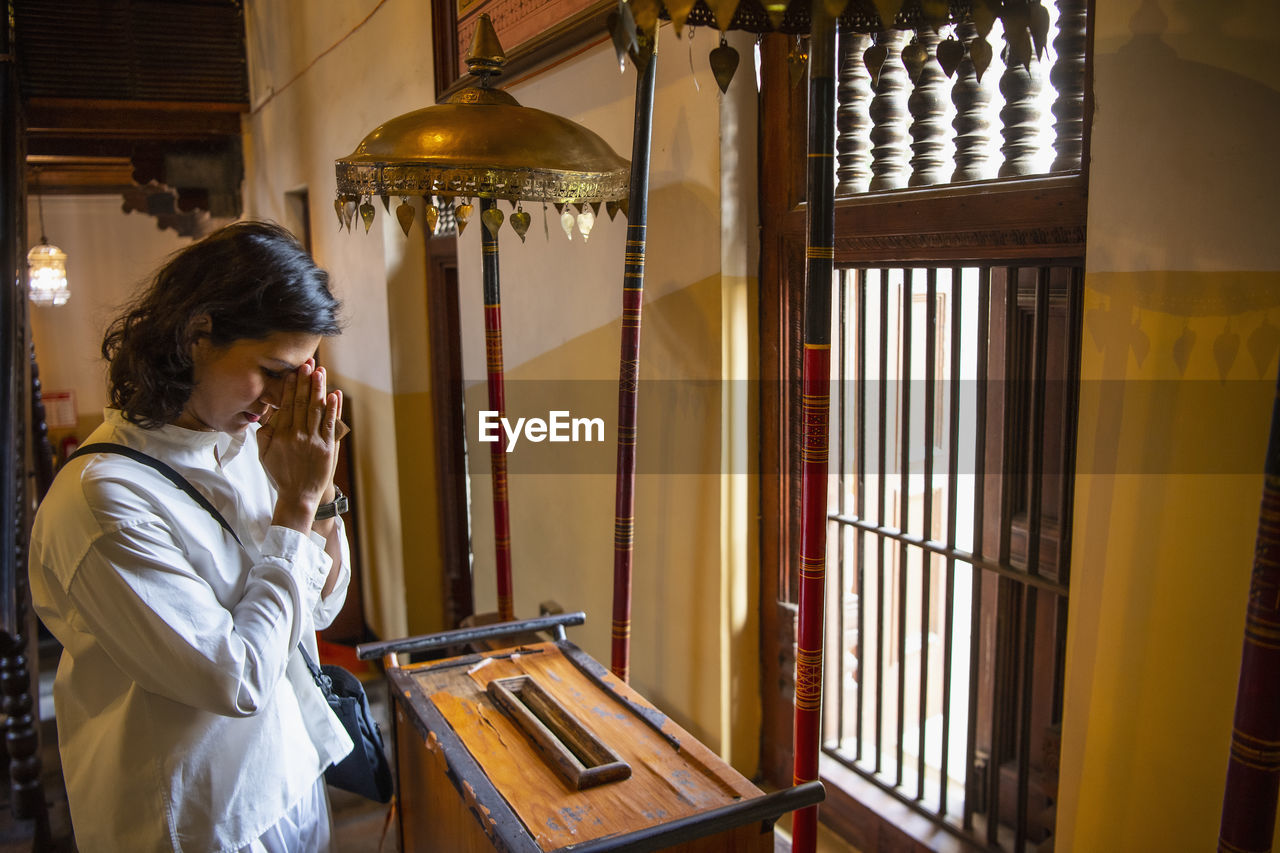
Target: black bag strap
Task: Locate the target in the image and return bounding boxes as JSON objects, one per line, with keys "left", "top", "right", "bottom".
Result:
{"left": 67, "top": 442, "right": 241, "bottom": 546}
{"left": 67, "top": 442, "right": 325, "bottom": 685}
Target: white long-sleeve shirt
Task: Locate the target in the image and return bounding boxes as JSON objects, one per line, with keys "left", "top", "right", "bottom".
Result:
{"left": 29, "top": 410, "right": 354, "bottom": 853}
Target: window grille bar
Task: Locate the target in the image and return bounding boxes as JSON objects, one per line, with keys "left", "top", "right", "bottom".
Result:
{"left": 875, "top": 268, "right": 890, "bottom": 774}
{"left": 896, "top": 268, "right": 913, "bottom": 788}
{"left": 836, "top": 272, "right": 849, "bottom": 752}
{"left": 916, "top": 268, "right": 939, "bottom": 800}
{"left": 1052, "top": 269, "right": 1084, "bottom": 724}
{"left": 939, "top": 266, "right": 963, "bottom": 819}
{"left": 828, "top": 515, "right": 1069, "bottom": 597}
{"left": 856, "top": 270, "right": 868, "bottom": 761}
{"left": 963, "top": 266, "right": 991, "bottom": 832}
{"left": 1013, "top": 267, "right": 1052, "bottom": 850}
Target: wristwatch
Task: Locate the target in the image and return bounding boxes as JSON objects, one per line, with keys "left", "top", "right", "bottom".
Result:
{"left": 315, "top": 485, "right": 350, "bottom": 520}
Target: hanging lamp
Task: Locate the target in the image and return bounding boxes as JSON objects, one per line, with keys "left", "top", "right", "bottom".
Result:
{"left": 27, "top": 175, "right": 69, "bottom": 307}
{"left": 336, "top": 14, "right": 629, "bottom": 624}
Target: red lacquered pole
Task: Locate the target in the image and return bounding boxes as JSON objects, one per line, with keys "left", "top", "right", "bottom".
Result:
{"left": 791, "top": 6, "right": 837, "bottom": 852}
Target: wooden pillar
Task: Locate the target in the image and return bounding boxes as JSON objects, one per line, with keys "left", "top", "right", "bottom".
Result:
{"left": 869, "top": 29, "right": 909, "bottom": 191}
{"left": 907, "top": 28, "right": 948, "bottom": 187}
{"left": 952, "top": 22, "right": 992, "bottom": 182}
{"left": 836, "top": 31, "right": 872, "bottom": 195}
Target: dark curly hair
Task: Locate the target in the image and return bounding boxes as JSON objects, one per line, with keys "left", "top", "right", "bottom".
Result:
{"left": 102, "top": 221, "right": 343, "bottom": 428}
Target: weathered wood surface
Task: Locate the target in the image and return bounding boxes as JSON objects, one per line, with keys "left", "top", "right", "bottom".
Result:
{"left": 392, "top": 641, "right": 771, "bottom": 852}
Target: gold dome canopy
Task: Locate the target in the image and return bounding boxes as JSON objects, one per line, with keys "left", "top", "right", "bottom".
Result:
{"left": 335, "top": 14, "right": 630, "bottom": 208}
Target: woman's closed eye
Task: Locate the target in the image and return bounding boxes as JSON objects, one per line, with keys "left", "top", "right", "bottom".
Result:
{"left": 262, "top": 367, "right": 287, "bottom": 380}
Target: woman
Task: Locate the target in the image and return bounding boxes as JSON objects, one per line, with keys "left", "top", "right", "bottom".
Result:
{"left": 30, "top": 221, "right": 353, "bottom": 852}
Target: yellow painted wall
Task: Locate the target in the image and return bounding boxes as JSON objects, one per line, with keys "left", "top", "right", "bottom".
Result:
{"left": 1056, "top": 0, "right": 1280, "bottom": 848}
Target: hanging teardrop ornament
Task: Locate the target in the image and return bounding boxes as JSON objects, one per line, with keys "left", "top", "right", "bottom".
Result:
{"left": 1172, "top": 323, "right": 1196, "bottom": 377}
{"left": 864, "top": 42, "right": 888, "bottom": 87}
{"left": 968, "top": 36, "right": 993, "bottom": 82}
{"left": 455, "top": 201, "right": 474, "bottom": 235}
{"left": 608, "top": 5, "right": 638, "bottom": 71}
{"left": 937, "top": 37, "right": 964, "bottom": 78}
{"left": 560, "top": 207, "right": 576, "bottom": 241}
{"left": 482, "top": 206, "right": 504, "bottom": 237}
{"left": 920, "top": 0, "right": 949, "bottom": 31}
{"left": 706, "top": 0, "right": 738, "bottom": 31}
{"left": 343, "top": 199, "right": 358, "bottom": 231}
{"left": 359, "top": 200, "right": 376, "bottom": 233}
{"left": 666, "top": 0, "right": 696, "bottom": 36}
{"left": 424, "top": 203, "right": 439, "bottom": 235}
{"left": 822, "top": 0, "right": 850, "bottom": 19}
{"left": 510, "top": 206, "right": 531, "bottom": 243}
{"left": 1214, "top": 322, "right": 1242, "bottom": 381}
{"left": 1003, "top": 6, "right": 1033, "bottom": 71}
{"left": 901, "top": 38, "right": 928, "bottom": 84}
{"left": 1030, "top": 2, "right": 1051, "bottom": 61}
{"left": 762, "top": 0, "right": 787, "bottom": 29}
{"left": 1250, "top": 316, "right": 1280, "bottom": 376}
{"left": 630, "top": 0, "right": 660, "bottom": 40}
{"left": 380, "top": 193, "right": 391, "bottom": 213}
{"left": 710, "top": 36, "right": 740, "bottom": 93}
{"left": 334, "top": 197, "right": 346, "bottom": 230}
{"left": 788, "top": 36, "right": 809, "bottom": 89}
{"left": 971, "top": 0, "right": 998, "bottom": 37}
{"left": 396, "top": 199, "right": 415, "bottom": 236}
{"left": 870, "top": 0, "right": 904, "bottom": 29}
{"left": 576, "top": 206, "right": 595, "bottom": 241}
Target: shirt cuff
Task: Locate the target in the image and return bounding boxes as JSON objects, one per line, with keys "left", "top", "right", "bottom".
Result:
{"left": 261, "top": 525, "right": 330, "bottom": 596}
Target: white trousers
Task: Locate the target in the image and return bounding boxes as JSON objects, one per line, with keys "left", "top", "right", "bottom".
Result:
{"left": 240, "top": 776, "right": 333, "bottom": 853}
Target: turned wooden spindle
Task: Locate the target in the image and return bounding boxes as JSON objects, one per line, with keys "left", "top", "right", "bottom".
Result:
{"left": 869, "top": 29, "right": 910, "bottom": 191}
{"left": 907, "top": 28, "right": 948, "bottom": 187}
{"left": 836, "top": 31, "right": 873, "bottom": 195}
{"left": 952, "top": 22, "right": 992, "bottom": 182}
{"left": 1050, "top": 0, "right": 1087, "bottom": 172}
{"left": 998, "top": 43, "right": 1043, "bottom": 177}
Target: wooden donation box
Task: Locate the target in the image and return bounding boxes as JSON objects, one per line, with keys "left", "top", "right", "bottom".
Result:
{"left": 388, "top": 639, "right": 776, "bottom": 852}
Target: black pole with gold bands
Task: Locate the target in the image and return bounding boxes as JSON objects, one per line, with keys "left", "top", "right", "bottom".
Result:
{"left": 791, "top": 6, "right": 837, "bottom": 851}
{"left": 611, "top": 31, "right": 659, "bottom": 683}
{"left": 1220, "top": 364, "right": 1280, "bottom": 852}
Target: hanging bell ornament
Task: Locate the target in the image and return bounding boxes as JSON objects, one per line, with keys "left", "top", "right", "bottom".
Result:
{"left": 864, "top": 42, "right": 888, "bottom": 87}
{"left": 560, "top": 207, "right": 576, "bottom": 241}
{"left": 576, "top": 206, "right": 596, "bottom": 241}
{"left": 455, "top": 201, "right": 474, "bottom": 235}
{"left": 482, "top": 206, "right": 505, "bottom": 237}
{"left": 396, "top": 199, "right": 415, "bottom": 236}
{"left": 936, "top": 37, "right": 964, "bottom": 78}
{"left": 871, "top": 0, "right": 904, "bottom": 29}
{"left": 968, "top": 36, "right": 993, "bottom": 82}
{"left": 510, "top": 207, "right": 531, "bottom": 242}
{"left": 710, "top": 36, "right": 740, "bottom": 94}
{"left": 901, "top": 38, "right": 928, "bottom": 84}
